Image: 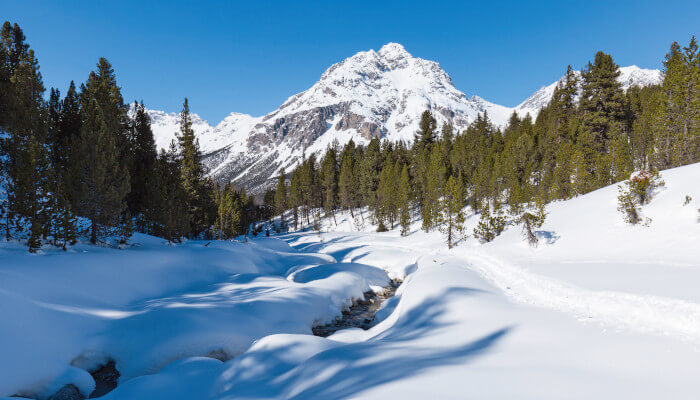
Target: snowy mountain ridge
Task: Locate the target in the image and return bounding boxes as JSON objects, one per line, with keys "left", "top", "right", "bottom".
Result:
{"left": 144, "top": 43, "right": 662, "bottom": 193}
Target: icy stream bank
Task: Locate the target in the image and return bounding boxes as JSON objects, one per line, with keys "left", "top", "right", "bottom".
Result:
{"left": 312, "top": 279, "right": 401, "bottom": 337}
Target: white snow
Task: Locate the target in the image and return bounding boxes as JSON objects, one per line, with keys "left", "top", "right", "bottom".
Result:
{"left": 1, "top": 163, "right": 698, "bottom": 399}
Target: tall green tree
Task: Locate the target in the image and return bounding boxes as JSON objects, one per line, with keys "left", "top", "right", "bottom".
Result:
{"left": 421, "top": 144, "right": 446, "bottom": 231}
{"left": 397, "top": 163, "right": 412, "bottom": 236}
{"left": 338, "top": 145, "right": 358, "bottom": 218}
{"left": 149, "top": 145, "right": 189, "bottom": 242}
{"left": 176, "top": 98, "right": 215, "bottom": 238}
{"left": 320, "top": 146, "right": 339, "bottom": 224}
{"left": 126, "top": 101, "right": 158, "bottom": 226}
{"left": 656, "top": 37, "right": 699, "bottom": 168}
{"left": 438, "top": 174, "right": 466, "bottom": 248}
{"left": 577, "top": 51, "right": 630, "bottom": 187}
{"left": 0, "top": 22, "right": 51, "bottom": 251}
{"left": 71, "top": 98, "right": 130, "bottom": 243}
{"left": 415, "top": 109, "right": 437, "bottom": 147}
{"left": 273, "top": 169, "right": 288, "bottom": 228}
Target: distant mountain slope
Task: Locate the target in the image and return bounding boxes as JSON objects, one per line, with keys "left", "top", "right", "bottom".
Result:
{"left": 144, "top": 44, "right": 662, "bottom": 193}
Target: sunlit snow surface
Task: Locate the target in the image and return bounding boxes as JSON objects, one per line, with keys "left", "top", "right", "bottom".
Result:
{"left": 1, "top": 163, "right": 698, "bottom": 399}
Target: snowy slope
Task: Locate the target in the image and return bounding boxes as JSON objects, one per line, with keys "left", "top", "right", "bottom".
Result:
{"left": 143, "top": 44, "right": 661, "bottom": 194}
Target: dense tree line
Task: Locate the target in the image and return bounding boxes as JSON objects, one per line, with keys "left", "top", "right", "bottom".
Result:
{"left": 274, "top": 38, "right": 699, "bottom": 247}
{"left": 1, "top": 21, "right": 697, "bottom": 251}
{"left": 0, "top": 22, "right": 267, "bottom": 251}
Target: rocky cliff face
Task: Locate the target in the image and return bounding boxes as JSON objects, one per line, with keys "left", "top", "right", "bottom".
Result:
{"left": 145, "top": 44, "right": 663, "bottom": 194}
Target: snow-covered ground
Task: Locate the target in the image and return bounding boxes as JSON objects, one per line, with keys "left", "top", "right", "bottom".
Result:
{"left": 1, "top": 163, "right": 698, "bottom": 399}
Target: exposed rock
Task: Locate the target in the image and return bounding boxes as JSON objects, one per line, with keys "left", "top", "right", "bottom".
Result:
{"left": 49, "top": 384, "right": 83, "bottom": 400}
{"left": 206, "top": 348, "right": 234, "bottom": 362}
{"left": 88, "top": 361, "right": 119, "bottom": 399}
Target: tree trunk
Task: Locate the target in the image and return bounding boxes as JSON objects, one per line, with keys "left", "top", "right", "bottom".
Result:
{"left": 90, "top": 220, "right": 98, "bottom": 244}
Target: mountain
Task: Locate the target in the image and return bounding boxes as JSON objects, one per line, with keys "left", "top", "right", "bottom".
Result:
{"left": 145, "top": 44, "right": 663, "bottom": 194}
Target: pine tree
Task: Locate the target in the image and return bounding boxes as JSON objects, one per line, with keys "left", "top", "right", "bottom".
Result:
{"left": 515, "top": 199, "right": 547, "bottom": 246}
{"left": 320, "top": 146, "right": 339, "bottom": 224}
{"left": 438, "top": 174, "right": 466, "bottom": 248}
{"left": 71, "top": 98, "right": 130, "bottom": 243}
{"left": 215, "top": 183, "right": 243, "bottom": 239}
{"left": 473, "top": 202, "right": 508, "bottom": 243}
{"left": 150, "top": 145, "right": 189, "bottom": 242}
{"left": 0, "top": 22, "right": 51, "bottom": 251}
{"left": 422, "top": 144, "right": 446, "bottom": 231}
{"left": 377, "top": 160, "right": 398, "bottom": 229}
{"left": 289, "top": 166, "right": 302, "bottom": 230}
{"left": 578, "top": 51, "right": 628, "bottom": 187}
{"left": 273, "top": 169, "right": 287, "bottom": 229}
{"left": 176, "top": 98, "right": 215, "bottom": 238}
{"left": 338, "top": 150, "right": 357, "bottom": 218}
{"left": 656, "top": 37, "right": 700, "bottom": 168}
{"left": 415, "top": 109, "right": 437, "bottom": 148}
{"left": 126, "top": 101, "right": 158, "bottom": 228}
{"left": 397, "top": 164, "right": 412, "bottom": 236}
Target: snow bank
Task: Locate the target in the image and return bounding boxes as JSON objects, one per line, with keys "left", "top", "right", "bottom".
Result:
{"left": 0, "top": 235, "right": 387, "bottom": 398}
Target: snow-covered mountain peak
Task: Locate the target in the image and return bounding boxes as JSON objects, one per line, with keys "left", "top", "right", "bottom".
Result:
{"left": 378, "top": 42, "right": 408, "bottom": 56}
{"left": 617, "top": 65, "right": 664, "bottom": 90}
{"left": 141, "top": 44, "right": 663, "bottom": 194}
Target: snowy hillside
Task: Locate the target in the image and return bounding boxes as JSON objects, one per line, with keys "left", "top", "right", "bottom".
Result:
{"left": 1, "top": 163, "right": 697, "bottom": 399}
{"left": 144, "top": 44, "right": 662, "bottom": 194}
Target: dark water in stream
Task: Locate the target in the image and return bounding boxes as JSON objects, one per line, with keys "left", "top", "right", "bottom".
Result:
{"left": 312, "top": 279, "right": 401, "bottom": 337}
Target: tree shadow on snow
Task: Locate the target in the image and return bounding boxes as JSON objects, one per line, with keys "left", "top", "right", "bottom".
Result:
{"left": 218, "top": 287, "right": 511, "bottom": 400}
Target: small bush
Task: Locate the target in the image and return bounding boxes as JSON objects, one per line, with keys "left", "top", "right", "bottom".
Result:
{"left": 628, "top": 170, "right": 665, "bottom": 205}
{"left": 473, "top": 205, "right": 508, "bottom": 243}
{"left": 683, "top": 195, "right": 692, "bottom": 206}
{"left": 617, "top": 190, "right": 642, "bottom": 224}
{"left": 617, "top": 170, "right": 664, "bottom": 225}
{"left": 515, "top": 201, "right": 547, "bottom": 247}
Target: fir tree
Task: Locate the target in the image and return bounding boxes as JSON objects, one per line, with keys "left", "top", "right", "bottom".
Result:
{"left": 320, "top": 146, "right": 339, "bottom": 224}
{"left": 377, "top": 160, "right": 398, "bottom": 228}
{"left": 150, "top": 145, "right": 189, "bottom": 242}
{"left": 0, "top": 22, "right": 51, "bottom": 251}
{"left": 338, "top": 146, "right": 358, "bottom": 218}
{"left": 421, "top": 144, "right": 446, "bottom": 231}
{"left": 71, "top": 98, "right": 130, "bottom": 243}
{"left": 176, "top": 98, "right": 215, "bottom": 238}
{"left": 656, "top": 37, "right": 700, "bottom": 168}
{"left": 126, "top": 101, "right": 158, "bottom": 228}
{"left": 577, "top": 51, "right": 629, "bottom": 187}
{"left": 273, "top": 169, "right": 287, "bottom": 228}
{"left": 515, "top": 199, "right": 547, "bottom": 246}
{"left": 415, "top": 109, "right": 437, "bottom": 148}
{"left": 438, "top": 174, "right": 466, "bottom": 248}
{"left": 397, "top": 164, "right": 412, "bottom": 236}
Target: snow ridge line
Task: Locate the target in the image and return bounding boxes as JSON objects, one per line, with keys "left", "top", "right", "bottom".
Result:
{"left": 462, "top": 251, "right": 700, "bottom": 344}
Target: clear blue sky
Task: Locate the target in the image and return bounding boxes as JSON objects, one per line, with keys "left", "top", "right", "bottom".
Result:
{"left": 3, "top": 0, "right": 698, "bottom": 123}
